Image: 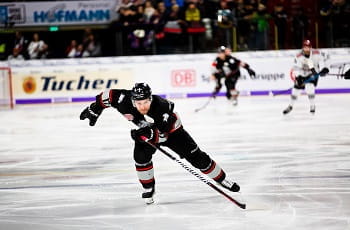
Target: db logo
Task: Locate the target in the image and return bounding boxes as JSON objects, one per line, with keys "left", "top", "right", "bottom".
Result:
{"left": 171, "top": 69, "right": 196, "bottom": 87}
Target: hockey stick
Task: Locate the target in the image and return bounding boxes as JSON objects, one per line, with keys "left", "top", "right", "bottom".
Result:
{"left": 272, "top": 72, "right": 324, "bottom": 97}
{"left": 140, "top": 136, "right": 246, "bottom": 209}
{"left": 271, "top": 88, "right": 292, "bottom": 97}
{"left": 326, "top": 71, "right": 350, "bottom": 79}
{"left": 194, "top": 96, "right": 214, "bottom": 113}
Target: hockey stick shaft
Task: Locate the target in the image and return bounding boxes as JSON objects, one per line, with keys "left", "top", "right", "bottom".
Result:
{"left": 141, "top": 137, "right": 246, "bottom": 209}
{"left": 272, "top": 88, "right": 292, "bottom": 96}
{"left": 273, "top": 73, "right": 322, "bottom": 96}
{"left": 194, "top": 96, "right": 213, "bottom": 112}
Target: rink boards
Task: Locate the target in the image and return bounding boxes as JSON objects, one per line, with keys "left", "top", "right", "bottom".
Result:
{"left": 1, "top": 48, "right": 349, "bottom": 104}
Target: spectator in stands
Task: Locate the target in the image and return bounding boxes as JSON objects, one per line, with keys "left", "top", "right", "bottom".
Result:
{"left": 320, "top": 0, "right": 350, "bottom": 47}
{"left": 82, "top": 28, "right": 93, "bottom": 46}
{"left": 118, "top": 6, "right": 139, "bottom": 26}
{"left": 27, "top": 33, "right": 48, "bottom": 59}
{"left": 75, "top": 44, "right": 90, "bottom": 58}
{"left": 214, "top": 0, "right": 235, "bottom": 48}
{"left": 185, "top": 2, "right": 201, "bottom": 27}
{"left": 128, "top": 4, "right": 154, "bottom": 50}
{"left": 13, "top": 31, "right": 28, "bottom": 59}
{"left": 292, "top": 7, "right": 309, "bottom": 49}
{"left": 7, "top": 47, "right": 24, "bottom": 61}
{"left": 65, "top": 40, "right": 78, "bottom": 58}
{"left": 144, "top": 0, "right": 156, "bottom": 23}
{"left": 236, "top": 0, "right": 251, "bottom": 50}
{"left": 166, "top": 3, "right": 185, "bottom": 30}
{"left": 250, "top": 3, "right": 270, "bottom": 50}
{"left": 115, "top": 0, "right": 134, "bottom": 13}
{"left": 84, "top": 34, "right": 102, "bottom": 57}
{"left": 272, "top": 4, "right": 287, "bottom": 49}
{"left": 153, "top": 2, "right": 168, "bottom": 35}
{"left": 163, "top": 4, "right": 186, "bottom": 50}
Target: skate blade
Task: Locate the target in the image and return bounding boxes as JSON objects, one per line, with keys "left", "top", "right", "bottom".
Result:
{"left": 144, "top": 197, "right": 154, "bottom": 205}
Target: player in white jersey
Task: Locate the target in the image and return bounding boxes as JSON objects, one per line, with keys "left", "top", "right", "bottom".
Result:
{"left": 283, "top": 40, "right": 329, "bottom": 114}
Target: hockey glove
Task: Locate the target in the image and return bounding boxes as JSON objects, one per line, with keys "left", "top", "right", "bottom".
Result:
{"left": 80, "top": 103, "right": 103, "bottom": 126}
{"left": 131, "top": 126, "right": 159, "bottom": 144}
{"left": 319, "top": 67, "right": 329, "bottom": 76}
{"left": 247, "top": 68, "right": 256, "bottom": 77}
{"left": 345, "top": 69, "right": 350, "bottom": 80}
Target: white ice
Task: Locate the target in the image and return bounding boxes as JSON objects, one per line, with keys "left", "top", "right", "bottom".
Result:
{"left": 0, "top": 94, "right": 350, "bottom": 230}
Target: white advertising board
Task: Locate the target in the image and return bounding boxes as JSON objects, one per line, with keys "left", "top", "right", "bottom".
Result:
{"left": 2, "top": 48, "right": 350, "bottom": 104}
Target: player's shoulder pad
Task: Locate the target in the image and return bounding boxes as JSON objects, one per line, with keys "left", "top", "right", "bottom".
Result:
{"left": 114, "top": 89, "right": 131, "bottom": 104}
{"left": 152, "top": 95, "right": 174, "bottom": 112}
{"left": 296, "top": 52, "right": 303, "bottom": 58}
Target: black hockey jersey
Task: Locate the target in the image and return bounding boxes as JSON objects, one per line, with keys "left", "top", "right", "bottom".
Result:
{"left": 97, "top": 89, "right": 182, "bottom": 135}
{"left": 212, "top": 55, "right": 241, "bottom": 75}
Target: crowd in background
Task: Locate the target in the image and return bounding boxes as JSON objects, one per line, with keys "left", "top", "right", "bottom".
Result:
{"left": 2, "top": 0, "right": 350, "bottom": 61}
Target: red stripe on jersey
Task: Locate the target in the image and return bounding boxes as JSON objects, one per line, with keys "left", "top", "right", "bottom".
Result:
{"left": 98, "top": 92, "right": 109, "bottom": 108}
{"left": 202, "top": 161, "right": 216, "bottom": 174}
{"left": 290, "top": 68, "right": 296, "bottom": 82}
{"left": 139, "top": 178, "right": 155, "bottom": 184}
{"left": 168, "top": 113, "right": 182, "bottom": 134}
{"left": 136, "top": 165, "right": 153, "bottom": 171}
{"left": 109, "top": 90, "right": 113, "bottom": 104}
{"left": 213, "top": 170, "right": 224, "bottom": 181}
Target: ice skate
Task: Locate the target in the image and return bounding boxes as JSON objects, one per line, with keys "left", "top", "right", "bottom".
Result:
{"left": 142, "top": 186, "right": 155, "bottom": 204}
{"left": 232, "top": 99, "right": 238, "bottom": 106}
{"left": 220, "top": 179, "right": 240, "bottom": 192}
{"left": 283, "top": 105, "right": 293, "bottom": 115}
{"left": 310, "top": 105, "right": 315, "bottom": 114}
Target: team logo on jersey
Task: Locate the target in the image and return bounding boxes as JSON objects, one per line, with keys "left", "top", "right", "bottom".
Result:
{"left": 118, "top": 93, "right": 125, "bottom": 104}
{"left": 162, "top": 113, "right": 169, "bottom": 122}
{"left": 123, "top": 114, "right": 134, "bottom": 121}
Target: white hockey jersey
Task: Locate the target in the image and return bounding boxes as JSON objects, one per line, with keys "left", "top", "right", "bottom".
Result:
{"left": 292, "top": 50, "right": 328, "bottom": 77}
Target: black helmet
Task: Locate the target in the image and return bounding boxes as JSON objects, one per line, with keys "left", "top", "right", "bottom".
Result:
{"left": 131, "top": 83, "right": 152, "bottom": 100}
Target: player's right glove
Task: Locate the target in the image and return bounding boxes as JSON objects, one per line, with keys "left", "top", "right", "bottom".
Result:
{"left": 131, "top": 126, "right": 159, "bottom": 144}
{"left": 319, "top": 67, "right": 329, "bottom": 76}
{"left": 80, "top": 103, "right": 103, "bottom": 126}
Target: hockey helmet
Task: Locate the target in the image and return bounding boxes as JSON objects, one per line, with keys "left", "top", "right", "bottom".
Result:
{"left": 302, "top": 39, "right": 312, "bottom": 48}
{"left": 131, "top": 83, "right": 152, "bottom": 101}
{"left": 218, "top": 46, "right": 226, "bottom": 53}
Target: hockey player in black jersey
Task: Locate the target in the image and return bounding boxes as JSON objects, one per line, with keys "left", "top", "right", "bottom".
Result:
{"left": 80, "top": 83, "right": 240, "bottom": 204}
{"left": 211, "top": 46, "right": 255, "bottom": 105}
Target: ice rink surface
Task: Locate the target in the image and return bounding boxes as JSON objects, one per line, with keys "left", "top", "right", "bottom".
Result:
{"left": 0, "top": 94, "right": 350, "bottom": 230}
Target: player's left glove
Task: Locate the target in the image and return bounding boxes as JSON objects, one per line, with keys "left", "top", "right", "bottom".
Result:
{"left": 319, "top": 67, "right": 329, "bottom": 76}
{"left": 131, "top": 126, "right": 159, "bottom": 144}
{"left": 247, "top": 68, "right": 256, "bottom": 77}
{"left": 80, "top": 103, "right": 103, "bottom": 126}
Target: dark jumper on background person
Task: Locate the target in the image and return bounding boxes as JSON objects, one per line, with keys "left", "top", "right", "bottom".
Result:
{"left": 211, "top": 46, "right": 256, "bottom": 105}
